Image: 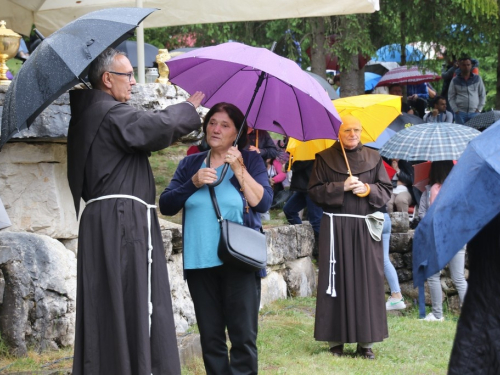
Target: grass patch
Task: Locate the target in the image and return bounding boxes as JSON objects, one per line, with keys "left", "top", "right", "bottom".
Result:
{"left": 0, "top": 298, "right": 457, "bottom": 374}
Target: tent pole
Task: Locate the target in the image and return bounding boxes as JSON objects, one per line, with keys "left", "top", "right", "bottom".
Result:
{"left": 136, "top": 0, "right": 145, "bottom": 84}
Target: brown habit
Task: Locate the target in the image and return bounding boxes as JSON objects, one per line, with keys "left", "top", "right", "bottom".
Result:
{"left": 308, "top": 142, "right": 392, "bottom": 344}
{"left": 67, "top": 89, "right": 201, "bottom": 375}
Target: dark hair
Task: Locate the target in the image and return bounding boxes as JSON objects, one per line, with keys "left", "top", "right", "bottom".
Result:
{"left": 202, "top": 102, "right": 248, "bottom": 150}
{"left": 333, "top": 75, "right": 340, "bottom": 84}
{"left": 88, "top": 48, "right": 125, "bottom": 89}
{"left": 429, "top": 160, "right": 454, "bottom": 186}
{"left": 458, "top": 55, "right": 471, "bottom": 62}
{"left": 433, "top": 95, "right": 446, "bottom": 106}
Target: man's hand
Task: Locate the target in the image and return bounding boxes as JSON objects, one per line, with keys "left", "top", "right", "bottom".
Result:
{"left": 431, "top": 109, "right": 439, "bottom": 117}
{"left": 187, "top": 91, "right": 205, "bottom": 108}
{"left": 344, "top": 176, "right": 359, "bottom": 191}
{"left": 248, "top": 145, "right": 261, "bottom": 154}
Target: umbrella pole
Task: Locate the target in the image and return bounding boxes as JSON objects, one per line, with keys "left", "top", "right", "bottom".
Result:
{"left": 209, "top": 42, "right": 277, "bottom": 188}
{"left": 338, "top": 137, "right": 370, "bottom": 198}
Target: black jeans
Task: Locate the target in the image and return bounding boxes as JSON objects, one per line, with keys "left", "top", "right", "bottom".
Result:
{"left": 186, "top": 265, "right": 261, "bottom": 375}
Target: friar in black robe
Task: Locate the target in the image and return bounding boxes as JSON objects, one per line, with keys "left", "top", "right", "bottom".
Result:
{"left": 308, "top": 115, "right": 392, "bottom": 358}
{"left": 67, "top": 48, "right": 204, "bottom": 375}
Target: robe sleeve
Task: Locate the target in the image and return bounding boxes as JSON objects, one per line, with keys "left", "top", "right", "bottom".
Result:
{"left": 108, "top": 102, "right": 201, "bottom": 153}
{"left": 159, "top": 157, "right": 200, "bottom": 216}
{"left": 366, "top": 158, "right": 393, "bottom": 208}
{"left": 307, "top": 156, "right": 346, "bottom": 209}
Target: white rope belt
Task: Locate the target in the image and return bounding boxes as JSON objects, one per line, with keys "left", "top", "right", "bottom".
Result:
{"left": 323, "top": 212, "right": 369, "bottom": 298}
{"left": 86, "top": 194, "right": 156, "bottom": 337}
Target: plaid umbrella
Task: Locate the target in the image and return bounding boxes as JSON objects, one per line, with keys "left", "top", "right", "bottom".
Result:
{"left": 376, "top": 66, "right": 441, "bottom": 87}
{"left": 464, "top": 110, "right": 500, "bottom": 130}
{"left": 379, "top": 122, "right": 481, "bottom": 161}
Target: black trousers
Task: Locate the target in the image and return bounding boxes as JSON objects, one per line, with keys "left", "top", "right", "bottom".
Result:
{"left": 186, "top": 265, "right": 261, "bottom": 375}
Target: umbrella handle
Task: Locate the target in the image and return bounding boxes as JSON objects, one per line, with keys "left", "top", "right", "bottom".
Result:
{"left": 208, "top": 42, "right": 277, "bottom": 188}
{"left": 338, "top": 137, "right": 370, "bottom": 198}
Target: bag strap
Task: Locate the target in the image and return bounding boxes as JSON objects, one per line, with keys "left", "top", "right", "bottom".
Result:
{"left": 206, "top": 150, "right": 223, "bottom": 223}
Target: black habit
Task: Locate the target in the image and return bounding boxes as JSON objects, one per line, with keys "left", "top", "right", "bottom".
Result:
{"left": 308, "top": 142, "right": 392, "bottom": 344}
{"left": 67, "top": 89, "right": 201, "bottom": 375}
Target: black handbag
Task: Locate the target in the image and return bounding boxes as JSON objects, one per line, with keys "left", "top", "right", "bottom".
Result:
{"left": 208, "top": 185, "right": 267, "bottom": 272}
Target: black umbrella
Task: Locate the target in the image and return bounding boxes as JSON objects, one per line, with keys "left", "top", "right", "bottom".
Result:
{"left": 305, "top": 71, "right": 339, "bottom": 100}
{"left": 0, "top": 7, "right": 156, "bottom": 150}
{"left": 464, "top": 110, "right": 500, "bottom": 130}
{"left": 115, "top": 40, "right": 159, "bottom": 68}
{"left": 388, "top": 112, "right": 424, "bottom": 132}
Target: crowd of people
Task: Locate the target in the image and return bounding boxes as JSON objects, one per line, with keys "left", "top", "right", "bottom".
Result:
{"left": 66, "top": 47, "right": 479, "bottom": 374}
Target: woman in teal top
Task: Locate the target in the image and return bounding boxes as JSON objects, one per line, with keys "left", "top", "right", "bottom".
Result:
{"left": 160, "top": 103, "right": 273, "bottom": 375}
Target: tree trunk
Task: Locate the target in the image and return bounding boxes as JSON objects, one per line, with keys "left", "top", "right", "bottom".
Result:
{"left": 309, "top": 17, "right": 327, "bottom": 79}
{"left": 341, "top": 54, "right": 364, "bottom": 97}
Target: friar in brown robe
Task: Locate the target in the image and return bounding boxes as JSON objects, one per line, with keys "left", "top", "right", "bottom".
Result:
{"left": 67, "top": 48, "right": 204, "bottom": 375}
{"left": 308, "top": 115, "right": 392, "bottom": 359}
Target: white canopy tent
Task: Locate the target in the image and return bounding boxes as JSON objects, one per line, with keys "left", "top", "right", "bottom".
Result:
{"left": 1, "top": 0, "right": 380, "bottom": 82}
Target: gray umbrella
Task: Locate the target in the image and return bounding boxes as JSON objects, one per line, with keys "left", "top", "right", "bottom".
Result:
{"left": 0, "top": 7, "right": 156, "bottom": 150}
{"left": 305, "top": 71, "right": 339, "bottom": 100}
{"left": 464, "top": 110, "right": 500, "bottom": 130}
{"left": 115, "top": 40, "right": 159, "bottom": 68}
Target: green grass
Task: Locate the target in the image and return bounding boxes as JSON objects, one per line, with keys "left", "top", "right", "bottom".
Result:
{"left": 0, "top": 298, "right": 457, "bottom": 374}
{"left": 182, "top": 297, "right": 457, "bottom": 375}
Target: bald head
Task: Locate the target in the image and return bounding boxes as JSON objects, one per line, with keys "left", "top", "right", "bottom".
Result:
{"left": 339, "top": 115, "right": 362, "bottom": 150}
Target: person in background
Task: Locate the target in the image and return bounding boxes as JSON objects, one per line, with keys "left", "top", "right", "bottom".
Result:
{"left": 160, "top": 102, "right": 272, "bottom": 375}
{"left": 407, "top": 83, "right": 429, "bottom": 118}
{"left": 387, "top": 159, "right": 415, "bottom": 214}
{"left": 423, "top": 96, "right": 453, "bottom": 123}
{"left": 380, "top": 161, "right": 405, "bottom": 311}
{"left": 245, "top": 128, "right": 279, "bottom": 161}
{"left": 388, "top": 84, "right": 414, "bottom": 115}
{"left": 260, "top": 157, "right": 287, "bottom": 221}
{"left": 283, "top": 160, "right": 323, "bottom": 259}
{"left": 418, "top": 161, "right": 468, "bottom": 322}
{"left": 308, "top": 115, "right": 392, "bottom": 359}
{"left": 448, "top": 56, "right": 486, "bottom": 125}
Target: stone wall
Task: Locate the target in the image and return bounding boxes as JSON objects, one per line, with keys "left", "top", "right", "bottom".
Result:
{"left": 387, "top": 212, "right": 467, "bottom": 312}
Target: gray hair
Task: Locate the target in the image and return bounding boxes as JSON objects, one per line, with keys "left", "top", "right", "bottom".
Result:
{"left": 88, "top": 48, "right": 126, "bottom": 89}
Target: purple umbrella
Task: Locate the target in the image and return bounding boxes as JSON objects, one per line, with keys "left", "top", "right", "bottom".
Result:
{"left": 166, "top": 42, "right": 341, "bottom": 142}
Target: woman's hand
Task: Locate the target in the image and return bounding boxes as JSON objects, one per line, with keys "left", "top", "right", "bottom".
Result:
{"left": 192, "top": 168, "right": 218, "bottom": 188}
{"left": 225, "top": 146, "right": 244, "bottom": 171}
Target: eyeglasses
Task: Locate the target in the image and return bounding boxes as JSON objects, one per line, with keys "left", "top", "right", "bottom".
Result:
{"left": 107, "top": 71, "right": 134, "bottom": 82}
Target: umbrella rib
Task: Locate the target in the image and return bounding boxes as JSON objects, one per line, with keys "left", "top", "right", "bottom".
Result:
{"left": 249, "top": 72, "right": 268, "bottom": 130}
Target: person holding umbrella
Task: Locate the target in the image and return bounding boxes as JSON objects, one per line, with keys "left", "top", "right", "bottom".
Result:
{"left": 418, "top": 161, "right": 468, "bottom": 321}
{"left": 160, "top": 102, "right": 272, "bottom": 375}
{"left": 67, "top": 47, "right": 205, "bottom": 375}
{"left": 308, "top": 115, "right": 392, "bottom": 359}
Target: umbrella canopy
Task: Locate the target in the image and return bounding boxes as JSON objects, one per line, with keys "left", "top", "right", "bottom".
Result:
{"left": 464, "top": 110, "right": 500, "bottom": 130}
{"left": 286, "top": 94, "right": 401, "bottom": 162}
{"left": 365, "top": 72, "right": 382, "bottom": 91}
{"left": 166, "top": 42, "right": 341, "bottom": 141}
{"left": 413, "top": 121, "right": 500, "bottom": 316}
{"left": 305, "top": 71, "right": 339, "bottom": 100}
{"left": 364, "top": 113, "right": 423, "bottom": 149}
{"left": 3, "top": 0, "right": 380, "bottom": 36}
{"left": 115, "top": 40, "right": 158, "bottom": 68}
{"left": 376, "top": 66, "right": 441, "bottom": 87}
{"left": 365, "top": 61, "right": 399, "bottom": 76}
{"left": 372, "top": 44, "right": 424, "bottom": 64}
{"left": 333, "top": 94, "right": 401, "bottom": 144}
{"left": 379, "top": 122, "right": 480, "bottom": 161}
{"left": 286, "top": 138, "right": 335, "bottom": 162}
{"left": 1, "top": 7, "right": 155, "bottom": 150}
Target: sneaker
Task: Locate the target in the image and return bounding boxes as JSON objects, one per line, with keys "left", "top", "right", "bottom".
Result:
{"left": 386, "top": 296, "right": 406, "bottom": 310}
{"left": 421, "top": 313, "right": 444, "bottom": 322}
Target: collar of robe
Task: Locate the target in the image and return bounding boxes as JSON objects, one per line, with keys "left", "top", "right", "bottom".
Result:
{"left": 317, "top": 141, "right": 380, "bottom": 175}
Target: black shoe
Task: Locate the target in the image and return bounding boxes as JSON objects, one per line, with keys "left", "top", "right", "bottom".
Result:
{"left": 356, "top": 344, "right": 375, "bottom": 359}
{"left": 329, "top": 344, "right": 344, "bottom": 357}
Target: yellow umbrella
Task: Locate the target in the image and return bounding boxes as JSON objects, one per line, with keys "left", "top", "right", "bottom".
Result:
{"left": 333, "top": 94, "right": 401, "bottom": 144}
{"left": 286, "top": 94, "right": 401, "bottom": 164}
